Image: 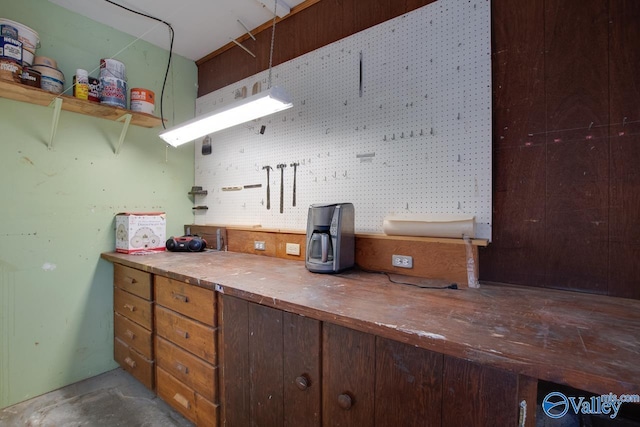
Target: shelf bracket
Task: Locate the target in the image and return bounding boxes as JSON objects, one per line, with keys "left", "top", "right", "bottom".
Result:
{"left": 114, "top": 113, "right": 132, "bottom": 155}
{"left": 48, "top": 97, "right": 63, "bottom": 150}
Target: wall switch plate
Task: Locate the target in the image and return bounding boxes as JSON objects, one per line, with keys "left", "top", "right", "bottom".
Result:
{"left": 392, "top": 254, "right": 413, "bottom": 269}
{"left": 285, "top": 243, "right": 301, "bottom": 256}
{"left": 254, "top": 241, "right": 266, "bottom": 251}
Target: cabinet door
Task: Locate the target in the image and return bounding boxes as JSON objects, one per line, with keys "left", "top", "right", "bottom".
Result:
{"left": 375, "top": 337, "right": 443, "bottom": 427}
{"left": 221, "top": 295, "right": 321, "bottom": 427}
{"left": 442, "top": 356, "right": 531, "bottom": 427}
{"left": 322, "top": 323, "right": 375, "bottom": 427}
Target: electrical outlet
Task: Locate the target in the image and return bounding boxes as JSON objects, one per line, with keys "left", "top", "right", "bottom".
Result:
{"left": 254, "top": 241, "right": 266, "bottom": 251}
{"left": 392, "top": 254, "right": 413, "bottom": 269}
{"left": 285, "top": 243, "right": 300, "bottom": 256}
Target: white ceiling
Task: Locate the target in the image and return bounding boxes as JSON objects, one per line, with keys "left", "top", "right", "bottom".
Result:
{"left": 47, "top": 0, "right": 306, "bottom": 61}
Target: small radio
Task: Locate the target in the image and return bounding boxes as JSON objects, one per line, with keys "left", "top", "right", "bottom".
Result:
{"left": 165, "top": 235, "right": 208, "bottom": 252}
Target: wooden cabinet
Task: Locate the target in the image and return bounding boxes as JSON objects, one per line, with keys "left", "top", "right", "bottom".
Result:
{"left": 155, "top": 275, "right": 219, "bottom": 426}
{"left": 323, "top": 323, "right": 443, "bottom": 427}
{"left": 220, "top": 295, "right": 321, "bottom": 427}
{"left": 111, "top": 266, "right": 219, "bottom": 426}
{"left": 442, "top": 356, "right": 536, "bottom": 427}
{"left": 113, "top": 264, "right": 155, "bottom": 390}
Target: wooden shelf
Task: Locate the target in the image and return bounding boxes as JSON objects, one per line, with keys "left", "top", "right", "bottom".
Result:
{"left": 0, "top": 79, "right": 163, "bottom": 128}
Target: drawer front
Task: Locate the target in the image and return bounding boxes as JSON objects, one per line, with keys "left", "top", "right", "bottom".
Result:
{"left": 155, "top": 276, "right": 216, "bottom": 327}
{"left": 114, "top": 337, "right": 154, "bottom": 390}
{"left": 155, "top": 306, "right": 217, "bottom": 365}
{"left": 114, "top": 312, "right": 153, "bottom": 359}
{"left": 156, "top": 336, "right": 217, "bottom": 402}
{"left": 157, "top": 367, "right": 197, "bottom": 423}
{"left": 114, "top": 287, "right": 153, "bottom": 330}
{"left": 196, "top": 394, "right": 220, "bottom": 427}
{"left": 114, "top": 264, "right": 152, "bottom": 300}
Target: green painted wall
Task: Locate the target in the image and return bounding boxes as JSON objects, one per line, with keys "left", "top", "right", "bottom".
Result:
{"left": 0, "top": 1, "right": 197, "bottom": 408}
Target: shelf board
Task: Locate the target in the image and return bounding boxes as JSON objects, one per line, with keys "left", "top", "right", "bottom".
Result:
{"left": 0, "top": 79, "right": 163, "bottom": 128}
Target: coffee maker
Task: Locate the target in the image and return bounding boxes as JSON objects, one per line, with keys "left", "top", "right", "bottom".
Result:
{"left": 305, "top": 203, "right": 355, "bottom": 273}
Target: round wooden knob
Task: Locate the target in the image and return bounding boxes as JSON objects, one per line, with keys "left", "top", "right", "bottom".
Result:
{"left": 295, "top": 375, "right": 309, "bottom": 391}
{"left": 338, "top": 393, "right": 353, "bottom": 410}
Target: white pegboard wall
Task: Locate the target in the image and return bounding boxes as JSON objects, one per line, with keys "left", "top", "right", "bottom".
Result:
{"left": 194, "top": 0, "right": 492, "bottom": 240}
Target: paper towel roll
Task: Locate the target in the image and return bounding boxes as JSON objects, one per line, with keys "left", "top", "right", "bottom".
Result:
{"left": 383, "top": 213, "right": 475, "bottom": 239}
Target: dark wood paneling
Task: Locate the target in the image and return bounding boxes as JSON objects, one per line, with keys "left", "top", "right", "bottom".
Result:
{"left": 442, "top": 356, "right": 520, "bottom": 427}
{"left": 342, "top": 0, "right": 390, "bottom": 35}
{"left": 283, "top": 312, "right": 322, "bottom": 427}
{"left": 491, "top": 0, "right": 545, "bottom": 150}
{"left": 545, "top": 0, "right": 609, "bottom": 134}
{"left": 390, "top": 0, "right": 436, "bottom": 18}
{"left": 322, "top": 323, "right": 375, "bottom": 426}
{"left": 248, "top": 302, "right": 284, "bottom": 427}
{"left": 608, "top": 0, "right": 640, "bottom": 299}
{"left": 544, "top": 0, "right": 610, "bottom": 294}
{"left": 609, "top": 0, "right": 640, "bottom": 136}
{"left": 220, "top": 295, "right": 250, "bottom": 427}
{"left": 545, "top": 137, "right": 609, "bottom": 293}
{"left": 480, "top": 187, "right": 546, "bottom": 287}
{"left": 374, "top": 337, "right": 443, "bottom": 427}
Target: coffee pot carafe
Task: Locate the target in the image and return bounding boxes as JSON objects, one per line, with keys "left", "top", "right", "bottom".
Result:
{"left": 305, "top": 203, "right": 354, "bottom": 273}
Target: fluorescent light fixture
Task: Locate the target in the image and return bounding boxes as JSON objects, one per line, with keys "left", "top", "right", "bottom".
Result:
{"left": 159, "top": 86, "right": 293, "bottom": 147}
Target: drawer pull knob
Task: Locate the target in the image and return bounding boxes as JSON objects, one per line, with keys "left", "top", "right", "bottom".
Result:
{"left": 125, "top": 329, "right": 135, "bottom": 339}
{"left": 124, "top": 304, "right": 136, "bottom": 312}
{"left": 124, "top": 276, "right": 137, "bottom": 284}
{"left": 176, "top": 328, "right": 190, "bottom": 339}
{"left": 124, "top": 357, "right": 136, "bottom": 369}
{"left": 338, "top": 393, "right": 353, "bottom": 410}
{"left": 173, "top": 393, "right": 191, "bottom": 410}
{"left": 176, "top": 362, "right": 189, "bottom": 374}
{"left": 172, "top": 292, "right": 189, "bottom": 303}
{"left": 295, "top": 375, "right": 310, "bottom": 391}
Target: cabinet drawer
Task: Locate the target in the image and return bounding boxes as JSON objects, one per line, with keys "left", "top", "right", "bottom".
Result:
{"left": 157, "top": 367, "right": 197, "bottom": 423}
{"left": 114, "top": 264, "right": 152, "bottom": 300}
{"left": 156, "top": 335, "right": 218, "bottom": 402}
{"left": 114, "top": 287, "right": 153, "bottom": 330}
{"left": 196, "top": 394, "right": 220, "bottom": 427}
{"left": 114, "top": 312, "right": 153, "bottom": 359}
{"left": 155, "top": 276, "right": 216, "bottom": 327}
{"left": 114, "top": 337, "right": 154, "bottom": 390}
{"left": 155, "top": 306, "right": 217, "bottom": 365}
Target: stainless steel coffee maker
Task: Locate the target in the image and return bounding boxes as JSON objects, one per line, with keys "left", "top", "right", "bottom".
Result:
{"left": 305, "top": 203, "right": 355, "bottom": 273}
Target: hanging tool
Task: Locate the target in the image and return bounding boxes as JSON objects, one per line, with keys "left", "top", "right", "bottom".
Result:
{"left": 262, "top": 166, "right": 272, "bottom": 210}
{"left": 277, "top": 163, "right": 287, "bottom": 213}
{"left": 290, "top": 162, "right": 299, "bottom": 207}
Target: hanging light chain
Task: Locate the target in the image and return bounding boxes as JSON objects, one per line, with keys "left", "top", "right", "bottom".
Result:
{"left": 267, "top": 0, "right": 278, "bottom": 89}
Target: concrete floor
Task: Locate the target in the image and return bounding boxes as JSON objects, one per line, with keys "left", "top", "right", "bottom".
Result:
{"left": 0, "top": 368, "right": 194, "bottom": 426}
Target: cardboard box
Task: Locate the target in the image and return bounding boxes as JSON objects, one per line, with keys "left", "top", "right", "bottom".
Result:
{"left": 115, "top": 212, "right": 166, "bottom": 254}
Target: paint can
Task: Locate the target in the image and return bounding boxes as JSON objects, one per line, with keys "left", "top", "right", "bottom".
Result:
{"left": 33, "top": 55, "right": 57, "bottom": 68}
{"left": 31, "top": 64, "right": 65, "bottom": 94}
{"left": 20, "top": 66, "right": 41, "bottom": 87}
{"left": 73, "top": 69, "right": 89, "bottom": 100}
{"left": 100, "top": 76, "right": 127, "bottom": 108}
{"left": 0, "top": 36, "right": 22, "bottom": 64}
{"left": 0, "top": 58, "right": 21, "bottom": 82}
{"left": 0, "top": 19, "right": 39, "bottom": 67}
{"left": 88, "top": 76, "right": 101, "bottom": 102}
{"left": 100, "top": 58, "right": 126, "bottom": 80}
{"left": 0, "top": 19, "right": 39, "bottom": 51}
{"left": 130, "top": 88, "right": 155, "bottom": 114}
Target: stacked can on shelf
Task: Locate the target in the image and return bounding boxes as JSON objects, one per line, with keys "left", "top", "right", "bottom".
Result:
{"left": 100, "top": 58, "right": 127, "bottom": 108}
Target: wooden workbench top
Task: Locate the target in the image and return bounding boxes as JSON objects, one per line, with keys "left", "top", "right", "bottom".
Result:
{"left": 102, "top": 250, "right": 640, "bottom": 396}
